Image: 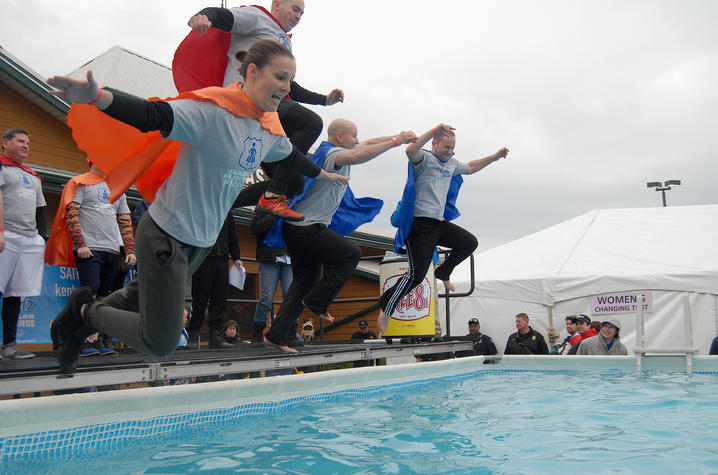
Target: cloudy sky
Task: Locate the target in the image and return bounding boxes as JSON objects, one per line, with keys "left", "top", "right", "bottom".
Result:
{"left": 2, "top": 0, "right": 717, "bottom": 250}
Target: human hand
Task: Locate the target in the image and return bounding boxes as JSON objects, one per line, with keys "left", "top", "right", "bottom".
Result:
{"left": 125, "top": 253, "right": 136, "bottom": 266}
{"left": 494, "top": 147, "right": 509, "bottom": 160}
{"left": 234, "top": 260, "right": 243, "bottom": 269}
{"left": 188, "top": 14, "right": 212, "bottom": 35}
{"left": 395, "top": 131, "right": 418, "bottom": 145}
{"left": 433, "top": 123, "right": 455, "bottom": 135}
{"left": 325, "top": 89, "right": 344, "bottom": 105}
{"left": 77, "top": 246, "right": 93, "bottom": 259}
{"left": 48, "top": 70, "right": 102, "bottom": 105}
{"left": 321, "top": 170, "right": 350, "bottom": 186}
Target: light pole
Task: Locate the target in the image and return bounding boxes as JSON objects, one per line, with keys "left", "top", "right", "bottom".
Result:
{"left": 646, "top": 180, "right": 681, "bottom": 207}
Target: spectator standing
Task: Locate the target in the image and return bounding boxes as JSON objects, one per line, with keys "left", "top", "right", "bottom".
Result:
{"left": 553, "top": 315, "right": 579, "bottom": 355}
{"left": 351, "top": 319, "right": 377, "bottom": 368}
{"left": 456, "top": 318, "right": 497, "bottom": 357}
{"left": 577, "top": 320, "right": 627, "bottom": 355}
{"left": 567, "top": 314, "right": 598, "bottom": 355}
{"left": 504, "top": 313, "right": 549, "bottom": 355}
{"left": 47, "top": 160, "right": 136, "bottom": 356}
{"left": 0, "top": 128, "right": 47, "bottom": 359}
{"left": 188, "top": 214, "right": 242, "bottom": 349}
{"left": 250, "top": 211, "right": 293, "bottom": 343}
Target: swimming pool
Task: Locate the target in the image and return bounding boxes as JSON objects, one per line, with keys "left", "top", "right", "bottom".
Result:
{"left": 2, "top": 355, "right": 718, "bottom": 473}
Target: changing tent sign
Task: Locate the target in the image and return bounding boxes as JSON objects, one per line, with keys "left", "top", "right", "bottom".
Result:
{"left": 590, "top": 292, "right": 653, "bottom": 316}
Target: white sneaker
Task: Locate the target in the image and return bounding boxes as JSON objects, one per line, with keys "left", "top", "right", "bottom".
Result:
{"left": 1, "top": 342, "right": 35, "bottom": 359}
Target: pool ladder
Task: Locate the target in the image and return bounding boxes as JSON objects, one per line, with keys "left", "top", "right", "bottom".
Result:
{"left": 634, "top": 295, "right": 698, "bottom": 374}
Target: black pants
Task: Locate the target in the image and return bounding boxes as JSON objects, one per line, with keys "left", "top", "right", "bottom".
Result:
{"left": 233, "top": 160, "right": 305, "bottom": 208}
{"left": 265, "top": 223, "right": 361, "bottom": 346}
{"left": 189, "top": 257, "right": 229, "bottom": 335}
{"left": 235, "top": 99, "right": 322, "bottom": 202}
{"left": 1, "top": 296, "right": 21, "bottom": 345}
{"left": 379, "top": 218, "right": 477, "bottom": 316}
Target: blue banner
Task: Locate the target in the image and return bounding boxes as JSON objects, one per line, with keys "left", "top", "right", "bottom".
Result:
{"left": 0, "top": 265, "right": 81, "bottom": 344}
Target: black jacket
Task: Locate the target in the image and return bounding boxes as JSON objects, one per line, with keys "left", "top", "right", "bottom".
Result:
{"left": 504, "top": 327, "right": 549, "bottom": 355}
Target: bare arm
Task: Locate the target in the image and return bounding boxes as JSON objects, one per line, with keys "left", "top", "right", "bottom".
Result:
{"left": 335, "top": 131, "right": 417, "bottom": 167}
{"left": 463, "top": 147, "right": 509, "bottom": 175}
{"left": 406, "top": 123, "right": 455, "bottom": 164}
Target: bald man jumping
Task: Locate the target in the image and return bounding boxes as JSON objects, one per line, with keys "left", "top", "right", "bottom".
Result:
{"left": 264, "top": 119, "right": 416, "bottom": 353}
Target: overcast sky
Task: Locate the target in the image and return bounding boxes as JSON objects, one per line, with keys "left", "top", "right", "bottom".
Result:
{"left": 2, "top": 0, "right": 717, "bottom": 250}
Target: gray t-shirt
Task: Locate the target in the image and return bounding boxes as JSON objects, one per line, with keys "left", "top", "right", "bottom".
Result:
{"left": 73, "top": 181, "right": 130, "bottom": 253}
{"left": 223, "top": 6, "right": 292, "bottom": 86}
{"left": 150, "top": 98, "right": 292, "bottom": 247}
{"left": 413, "top": 150, "right": 467, "bottom": 220}
{"left": 291, "top": 147, "right": 349, "bottom": 227}
{"left": 0, "top": 164, "right": 46, "bottom": 236}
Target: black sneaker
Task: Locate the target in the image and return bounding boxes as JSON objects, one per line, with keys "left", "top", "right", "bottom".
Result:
{"left": 50, "top": 287, "right": 94, "bottom": 350}
{"left": 57, "top": 332, "right": 86, "bottom": 375}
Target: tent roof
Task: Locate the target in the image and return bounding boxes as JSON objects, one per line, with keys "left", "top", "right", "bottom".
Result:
{"left": 67, "top": 45, "right": 177, "bottom": 99}
{"left": 469, "top": 204, "right": 718, "bottom": 305}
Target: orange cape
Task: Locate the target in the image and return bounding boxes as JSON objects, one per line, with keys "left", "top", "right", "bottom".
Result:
{"left": 44, "top": 172, "right": 105, "bottom": 266}
{"left": 65, "top": 83, "right": 285, "bottom": 206}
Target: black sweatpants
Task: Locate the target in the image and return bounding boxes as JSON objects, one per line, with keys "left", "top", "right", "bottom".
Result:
{"left": 189, "top": 257, "right": 229, "bottom": 336}
{"left": 265, "top": 223, "right": 361, "bottom": 346}
{"left": 379, "top": 217, "right": 477, "bottom": 316}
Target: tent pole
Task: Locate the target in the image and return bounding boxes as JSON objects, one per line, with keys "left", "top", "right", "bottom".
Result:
{"left": 547, "top": 306, "right": 556, "bottom": 347}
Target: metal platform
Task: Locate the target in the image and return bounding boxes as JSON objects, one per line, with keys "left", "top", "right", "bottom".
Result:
{"left": 0, "top": 340, "right": 472, "bottom": 396}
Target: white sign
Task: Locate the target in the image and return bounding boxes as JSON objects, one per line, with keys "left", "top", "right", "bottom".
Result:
{"left": 590, "top": 292, "right": 653, "bottom": 315}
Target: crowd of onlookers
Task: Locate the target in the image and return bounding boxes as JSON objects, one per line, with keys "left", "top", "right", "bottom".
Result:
{"left": 454, "top": 312, "right": 628, "bottom": 358}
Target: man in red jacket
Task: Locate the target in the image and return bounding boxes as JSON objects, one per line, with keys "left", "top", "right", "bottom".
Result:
{"left": 567, "top": 314, "right": 598, "bottom": 355}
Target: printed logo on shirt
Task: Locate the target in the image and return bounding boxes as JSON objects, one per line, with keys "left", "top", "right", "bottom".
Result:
{"left": 439, "top": 168, "right": 452, "bottom": 177}
{"left": 238, "top": 137, "right": 264, "bottom": 171}
{"left": 19, "top": 171, "right": 34, "bottom": 189}
{"left": 276, "top": 33, "right": 291, "bottom": 50}
{"left": 97, "top": 187, "right": 111, "bottom": 204}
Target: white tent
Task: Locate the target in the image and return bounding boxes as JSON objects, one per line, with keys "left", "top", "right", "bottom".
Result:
{"left": 443, "top": 204, "right": 718, "bottom": 354}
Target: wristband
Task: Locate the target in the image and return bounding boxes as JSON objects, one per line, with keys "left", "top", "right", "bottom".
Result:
{"left": 0, "top": 227, "right": 4, "bottom": 233}
{"left": 431, "top": 128, "right": 436, "bottom": 136}
{"left": 88, "top": 89, "right": 103, "bottom": 106}
{"left": 392, "top": 137, "right": 398, "bottom": 147}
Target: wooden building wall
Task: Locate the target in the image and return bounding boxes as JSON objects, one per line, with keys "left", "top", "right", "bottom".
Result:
{"left": 0, "top": 81, "right": 87, "bottom": 172}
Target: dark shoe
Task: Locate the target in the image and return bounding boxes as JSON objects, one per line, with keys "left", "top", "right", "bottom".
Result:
{"left": 186, "top": 331, "right": 200, "bottom": 350}
{"left": 57, "top": 332, "right": 87, "bottom": 374}
{"left": 256, "top": 194, "right": 304, "bottom": 222}
{"left": 251, "top": 323, "right": 266, "bottom": 344}
{"left": 250, "top": 208, "right": 277, "bottom": 237}
{"left": 50, "top": 286, "right": 93, "bottom": 350}
{"left": 91, "top": 339, "right": 115, "bottom": 355}
{"left": 209, "top": 334, "right": 235, "bottom": 349}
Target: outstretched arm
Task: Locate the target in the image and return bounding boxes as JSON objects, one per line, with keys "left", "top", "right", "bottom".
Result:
{"left": 463, "top": 147, "right": 509, "bottom": 175}
{"left": 188, "top": 7, "right": 234, "bottom": 35}
{"left": 289, "top": 82, "right": 344, "bottom": 106}
{"left": 406, "top": 123, "right": 455, "bottom": 164}
{"left": 335, "top": 131, "right": 417, "bottom": 167}
{"left": 48, "top": 71, "right": 174, "bottom": 133}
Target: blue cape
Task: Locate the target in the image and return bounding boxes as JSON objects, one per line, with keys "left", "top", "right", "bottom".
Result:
{"left": 265, "top": 141, "right": 384, "bottom": 247}
{"left": 391, "top": 151, "right": 464, "bottom": 253}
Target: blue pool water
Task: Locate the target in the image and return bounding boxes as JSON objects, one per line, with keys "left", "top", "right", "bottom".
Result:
{"left": 6, "top": 370, "right": 718, "bottom": 473}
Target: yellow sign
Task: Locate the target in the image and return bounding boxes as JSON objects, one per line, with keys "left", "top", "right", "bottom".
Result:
{"left": 379, "top": 255, "right": 438, "bottom": 337}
